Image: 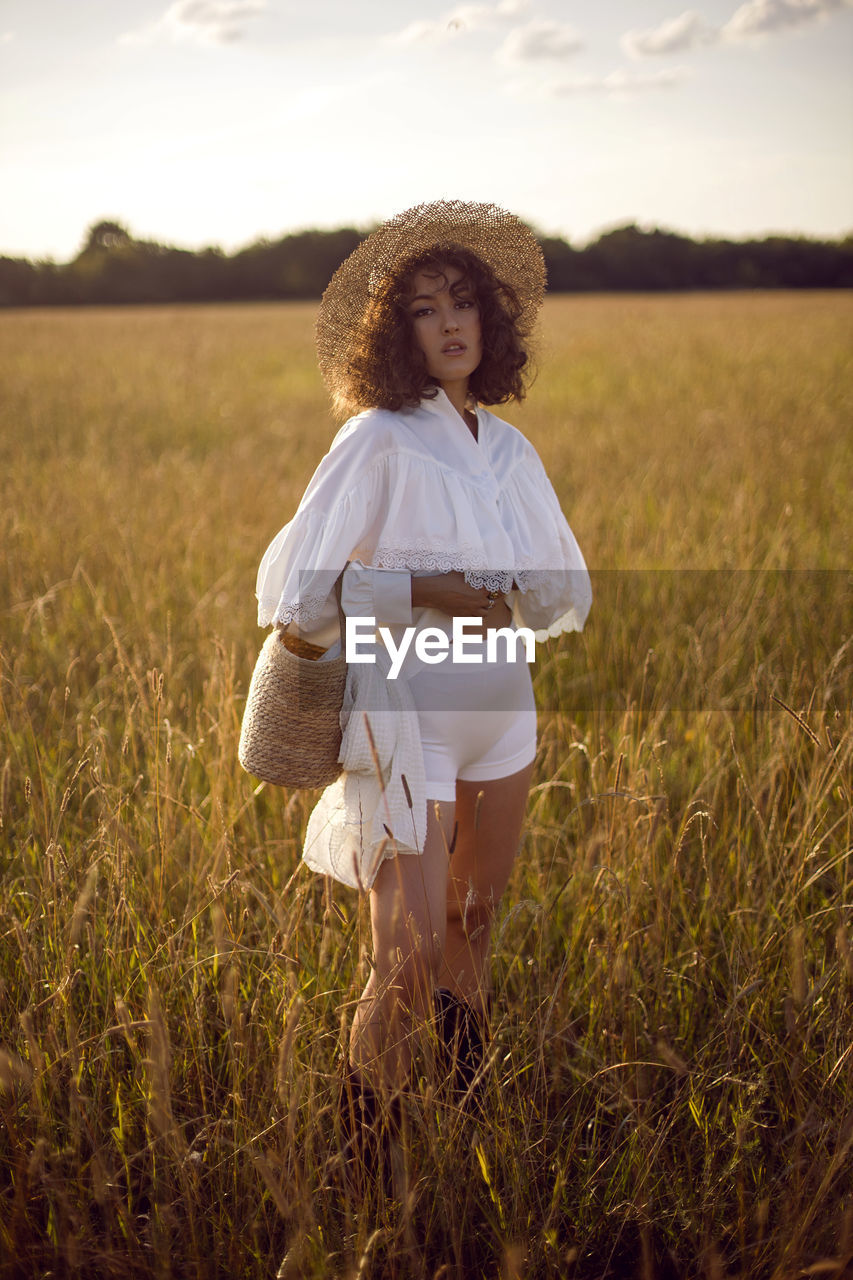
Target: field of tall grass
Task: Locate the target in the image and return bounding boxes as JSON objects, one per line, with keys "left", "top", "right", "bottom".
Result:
{"left": 0, "top": 292, "right": 850, "bottom": 1279}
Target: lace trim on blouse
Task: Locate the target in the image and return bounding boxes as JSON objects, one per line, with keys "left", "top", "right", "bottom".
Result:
{"left": 261, "top": 562, "right": 548, "bottom": 629}
{"left": 373, "top": 544, "right": 541, "bottom": 595}
{"left": 261, "top": 591, "right": 332, "bottom": 628}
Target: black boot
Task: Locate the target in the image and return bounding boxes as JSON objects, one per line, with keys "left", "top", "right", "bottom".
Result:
{"left": 434, "top": 988, "right": 491, "bottom": 1105}
{"left": 337, "top": 1064, "right": 403, "bottom": 1195}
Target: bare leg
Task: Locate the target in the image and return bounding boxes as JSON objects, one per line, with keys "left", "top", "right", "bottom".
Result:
{"left": 349, "top": 798, "right": 456, "bottom": 1091}
{"left": 438, "top": 762, "right": 535, "bottom": 1015}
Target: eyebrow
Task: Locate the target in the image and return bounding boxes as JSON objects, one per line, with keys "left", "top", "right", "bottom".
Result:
{"left": 408, "top": 285, "right": 473, "bottom": 305}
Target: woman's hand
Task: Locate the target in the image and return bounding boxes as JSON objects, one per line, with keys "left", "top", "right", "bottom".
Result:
{"left": 410, "top": 571, "right": 512, "bottom": 629}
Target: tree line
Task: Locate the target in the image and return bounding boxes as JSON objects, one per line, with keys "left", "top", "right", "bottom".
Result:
{"left": 1, "top": 218, "right": 851, "bottom": 307}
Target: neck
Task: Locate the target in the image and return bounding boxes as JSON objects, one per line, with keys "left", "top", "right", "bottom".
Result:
{"left": 437, "top": 378, "right": 476, "bottom": 436}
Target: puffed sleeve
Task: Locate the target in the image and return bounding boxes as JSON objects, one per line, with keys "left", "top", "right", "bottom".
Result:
{"left": 497, "top": 441, "right": 592, "bottom": 639}
{"left": 255, "top": 414, "right": 397, "bottom": 629}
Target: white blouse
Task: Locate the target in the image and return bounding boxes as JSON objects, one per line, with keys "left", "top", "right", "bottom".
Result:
{"left": 257, "top": 388, "right": 592, "bottom": 640}
{"left": 254, "top": 389, "right": 592, "bottom": 888}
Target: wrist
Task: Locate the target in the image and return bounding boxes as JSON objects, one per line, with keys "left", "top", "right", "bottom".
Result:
{"left": 410, "top": 575, "right": 431, "bottom": 610}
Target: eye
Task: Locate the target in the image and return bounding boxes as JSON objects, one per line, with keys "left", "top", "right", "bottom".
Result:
{"left": 411, "top": 305, "right": 433, "bottom": 319}
{"left": 455, "top": 298, "right": 475, "bottom": 310}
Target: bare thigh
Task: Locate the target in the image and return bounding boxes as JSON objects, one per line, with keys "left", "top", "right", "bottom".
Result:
{"left": 439, "top": 761, "right": 535, "bottom": 1002}
{"left": 367, "top": 798, "right": 456, "bottom": 997}
{"left": 349, "top": 799, "right": 457, "bottom": 1083}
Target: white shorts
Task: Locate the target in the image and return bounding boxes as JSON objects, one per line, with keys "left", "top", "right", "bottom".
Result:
{"left": 406, "top": 656, "right": 537, "bottom": 802}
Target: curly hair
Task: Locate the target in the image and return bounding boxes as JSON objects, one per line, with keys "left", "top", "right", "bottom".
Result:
{"left": 339, "top": 244, "right": 532, "bottom": 415}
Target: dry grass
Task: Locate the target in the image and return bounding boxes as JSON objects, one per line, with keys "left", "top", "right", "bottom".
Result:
{"left": 0, "top": 293, "right": 851, "bottom": 1279}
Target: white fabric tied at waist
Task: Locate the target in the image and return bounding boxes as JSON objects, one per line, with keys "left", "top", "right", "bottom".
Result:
{"left": 302, "top": 646, "right": 427, "bottom": 890}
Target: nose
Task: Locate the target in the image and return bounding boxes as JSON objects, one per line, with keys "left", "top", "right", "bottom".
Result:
{"left": 442, "top": 311, "right": 460, "bottom": 332}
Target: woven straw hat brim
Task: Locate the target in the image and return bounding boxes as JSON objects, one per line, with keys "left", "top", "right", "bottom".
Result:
{"left": 315, "top": 199, "right": 546, "bottom": 398}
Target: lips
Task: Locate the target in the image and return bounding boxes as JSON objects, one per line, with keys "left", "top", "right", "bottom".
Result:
{"left": 441, "top": 342, "right": 467, "bottom": 354}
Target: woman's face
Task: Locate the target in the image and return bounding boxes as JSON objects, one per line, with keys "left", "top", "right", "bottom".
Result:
{"left": 407, "top": 265, "right": 482, "bottom": 389}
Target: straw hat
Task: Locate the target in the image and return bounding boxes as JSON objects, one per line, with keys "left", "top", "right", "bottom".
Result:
{"left": 315, "top": 198, "right": 546, "bottom": 400}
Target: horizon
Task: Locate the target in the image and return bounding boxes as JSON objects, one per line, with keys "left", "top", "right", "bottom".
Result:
{"left": 2, "top": 0, "right": 852, "bottom": 261}
{"left": 10, "top": 212, "right": 853, "bottom": 268}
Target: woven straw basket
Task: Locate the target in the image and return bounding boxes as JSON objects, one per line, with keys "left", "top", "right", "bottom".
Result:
{"left": 238, "top": 625, "right": 346, "bottom": 789}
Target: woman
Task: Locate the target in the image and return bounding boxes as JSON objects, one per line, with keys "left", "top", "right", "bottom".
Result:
{"left": 255, "top": 200, "right": 591, "bottom": 1115}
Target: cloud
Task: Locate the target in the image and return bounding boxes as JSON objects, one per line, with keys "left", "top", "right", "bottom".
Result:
{"left": 498, "top": 20, "right": 583, "bottom": 61}
{"left": 547, "top": 67, "right": 690, "bottom": 95}
{"left": 722, "top": 0, "right": 852, "bottom": 39}
{"left": 622, "top": 10, "right": 718, "bottom": 57}
{"left": 622, "top": 0, "right": 851, "bottom": 56}
{"left": 388, "top": 0, "right": 530, "bottom": 45}
{"left": 390, "top": 20, "right": 437, "bottom": 45}
{"left": 119, "top": 0, "right": 267, "bottom": 47}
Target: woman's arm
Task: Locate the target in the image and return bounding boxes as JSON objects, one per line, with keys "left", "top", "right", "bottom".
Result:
{"left": 343, "top": 565, "right": 512, "bottom": 630}
{"left": 411, "top": 571, "right": 512, "bottom": 629}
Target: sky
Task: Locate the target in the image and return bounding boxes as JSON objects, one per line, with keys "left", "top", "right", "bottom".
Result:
{"left": 1, "top": 0, "right": 852, "bottom": 261}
